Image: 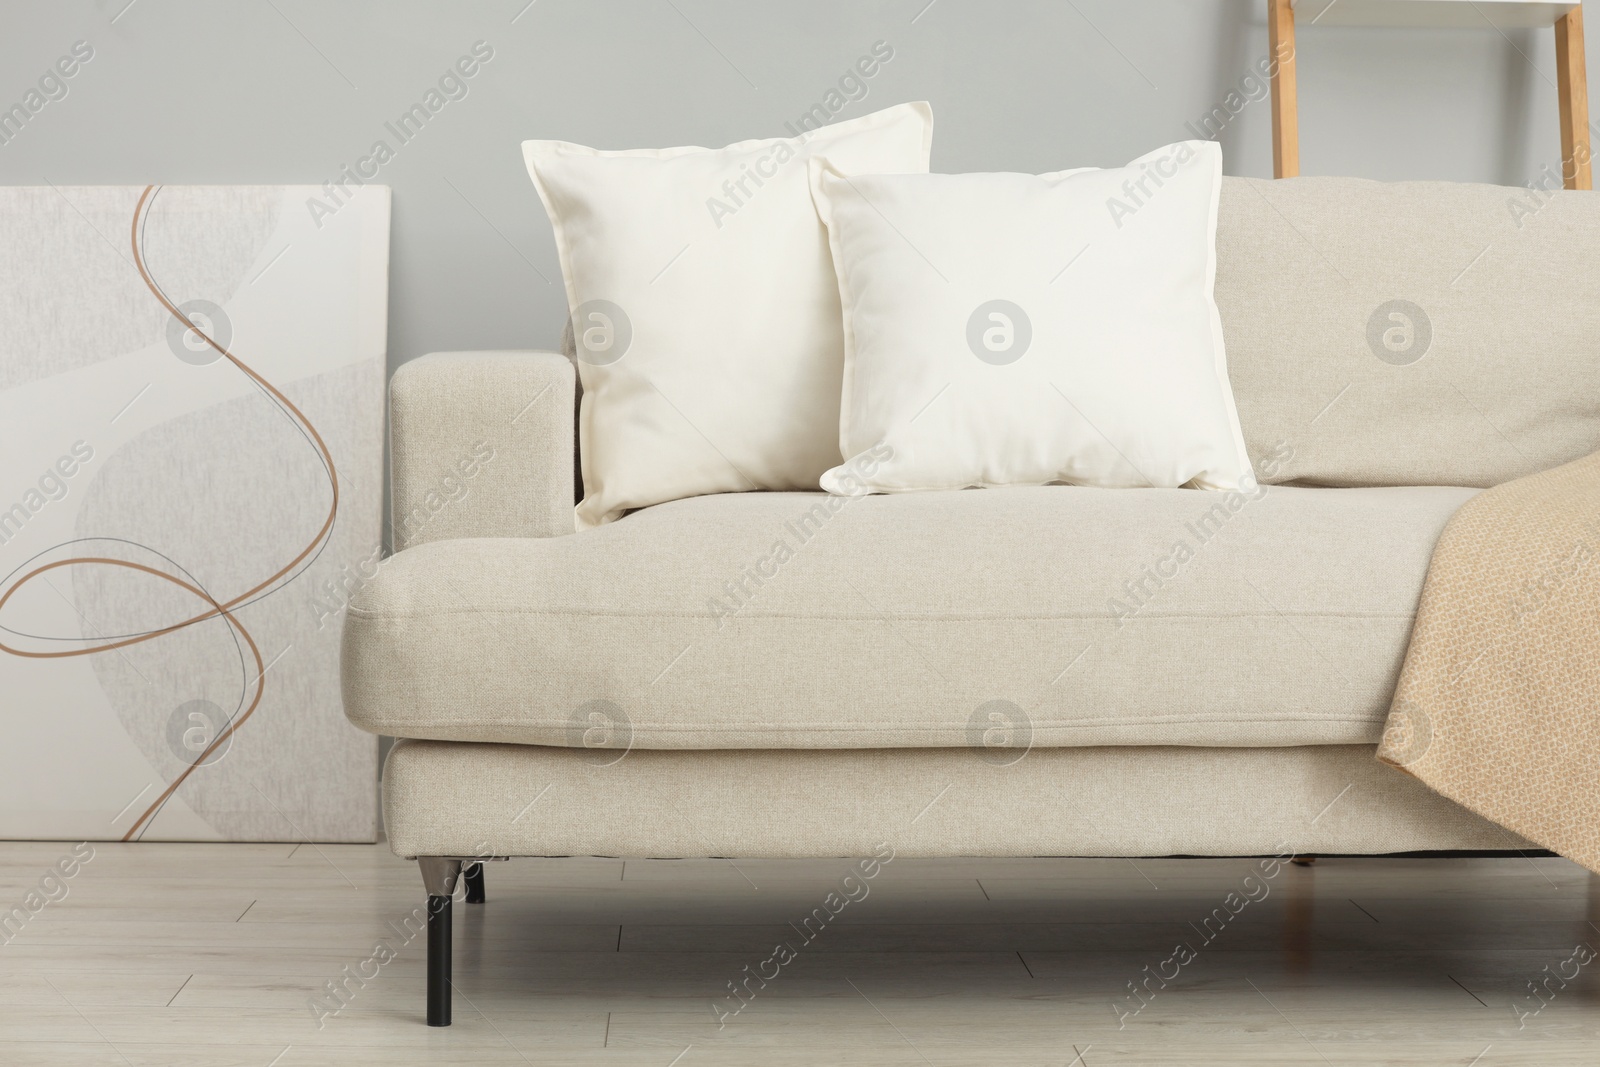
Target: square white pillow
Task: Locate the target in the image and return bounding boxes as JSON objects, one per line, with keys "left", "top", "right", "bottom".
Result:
{"left": 524, "top": 102, "right": 933, "bottom": 528}
{"left": 811, "top": 140, "right": 1252, "bottom": 495}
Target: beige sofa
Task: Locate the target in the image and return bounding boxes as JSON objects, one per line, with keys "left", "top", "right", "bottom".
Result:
{"left": 341, "top": 175, "right": 1600, "bottom": 1025}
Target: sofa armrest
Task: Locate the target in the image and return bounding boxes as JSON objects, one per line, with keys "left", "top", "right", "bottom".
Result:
{"left": 390, "top": 351, "right": 575, "bottom": 547}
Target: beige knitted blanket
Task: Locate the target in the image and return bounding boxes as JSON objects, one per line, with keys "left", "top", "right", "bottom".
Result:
{"left": 1378, "top": 451, "right": 1600, "bottom": 873}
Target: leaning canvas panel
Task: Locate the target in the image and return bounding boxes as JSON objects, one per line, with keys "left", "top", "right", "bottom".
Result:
{"left": 0, "top": 185, "right": 388, "bottom": 842}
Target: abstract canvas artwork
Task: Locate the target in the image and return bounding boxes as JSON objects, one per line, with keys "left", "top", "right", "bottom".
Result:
{"left": 0, "top": 184, "right": 389, "bottom": 842}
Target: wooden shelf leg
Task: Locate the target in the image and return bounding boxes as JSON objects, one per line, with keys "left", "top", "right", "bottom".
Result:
{"left": 1269, "top": 0, "right": 1299, "bottom": 179}
{"left": 1557, "top": 6, "right": 1592, "bottom": 191}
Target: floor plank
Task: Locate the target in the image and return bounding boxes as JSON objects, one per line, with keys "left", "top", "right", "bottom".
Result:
{"left": 0, "top": 843, "right": 1597, "bottom": 1064}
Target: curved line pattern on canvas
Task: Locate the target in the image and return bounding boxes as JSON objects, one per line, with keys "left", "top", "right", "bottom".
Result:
{"left": 0, "top": 185, "right": 341, "bottom": 841}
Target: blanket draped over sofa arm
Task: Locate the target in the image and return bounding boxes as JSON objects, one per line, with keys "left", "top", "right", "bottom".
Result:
{"left": 1378, "top": 450, "right": 1600, "bottom": 873}
{"left": 389, "top": 351, "right": 576, "bottom": 546}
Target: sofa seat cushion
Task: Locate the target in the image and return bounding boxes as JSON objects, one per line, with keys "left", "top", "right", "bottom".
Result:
{"left": 342, "top": 485, "right": 1477, "bottom": 750}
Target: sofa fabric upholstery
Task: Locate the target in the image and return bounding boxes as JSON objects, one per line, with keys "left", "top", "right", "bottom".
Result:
{"left": 389, "top": 351, "right": 575, "bottom": 547}
{"left": 382, "top": 740, "right": 1526, "bottom": 859}
{"left": 343, "top": 483, "right": 1478, "bottom": 750}
{"left": 1216, "top": 176, "right": 1600, "bottom": 489}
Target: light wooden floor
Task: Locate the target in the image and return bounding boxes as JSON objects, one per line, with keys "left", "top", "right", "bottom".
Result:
{"left": 1, "top": 843, "right": 1598, "bottom": 1065}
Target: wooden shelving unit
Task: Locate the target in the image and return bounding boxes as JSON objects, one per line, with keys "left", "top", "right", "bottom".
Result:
{"left": 1268, "top": 0, "right": 1591, "bottom": 189}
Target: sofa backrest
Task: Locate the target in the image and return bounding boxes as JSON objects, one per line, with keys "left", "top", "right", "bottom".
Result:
{"left": 1216, "top": 175, "right": 1600, "bottom": 487}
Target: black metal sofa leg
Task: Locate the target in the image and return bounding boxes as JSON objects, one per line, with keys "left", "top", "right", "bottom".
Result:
{"left": 427, "top": 894, "right": 452, "bottom": 1026}
{"left": 464, "top": 861, "right": 486, "bottom": 903}
{"left": 418, "top": 858, "right": 462, "bottom": 1027}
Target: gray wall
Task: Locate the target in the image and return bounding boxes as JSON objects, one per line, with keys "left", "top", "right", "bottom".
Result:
{"left": 0, "top": 0, "right": 1574, "bottom": 375}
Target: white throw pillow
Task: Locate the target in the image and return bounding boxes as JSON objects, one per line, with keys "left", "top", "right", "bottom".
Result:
{"left": 524, "top": 102, "right": 933, "bottom": 529}
{"left": 811, "top": 140, "right": 1252, "bottom": 495}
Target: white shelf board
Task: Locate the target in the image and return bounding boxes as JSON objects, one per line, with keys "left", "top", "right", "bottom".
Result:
{"left": 1293, "top": 0, "right": 1578, "bottom": 29}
